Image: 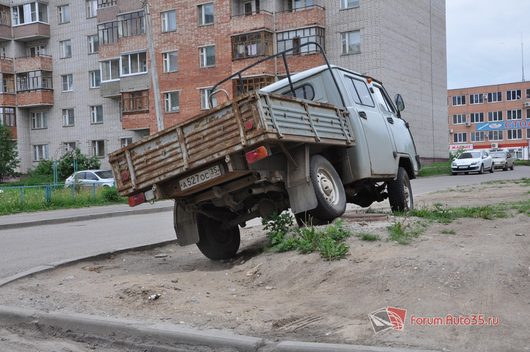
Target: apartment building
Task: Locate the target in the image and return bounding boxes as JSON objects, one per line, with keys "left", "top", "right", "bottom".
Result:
{"left": 448, "top": 82, "right": 530, "bottom": 160}
{"left": 0, "top": 0, "right": 447, "bottom": 173}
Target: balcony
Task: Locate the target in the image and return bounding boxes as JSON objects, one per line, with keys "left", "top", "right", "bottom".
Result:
{"left": 275, "top": 5, "right": 325, "bottom": 31}
{"left": 0, "top": 24, "right": 10, "bottom": 41}
{"left": 12, "top": 23, "right": 50, "bottom": 41}
{"left": 16, "top": 89, "right": 53, "bottom": 107}
{"left": 97, "top": 0, "right": 119, "bottom": 22}
{"left": 14, "top": 55, "right": 52, "bottom": 72}
{"left": 0, "top": 93, "right": 16, "bottom": 106}
{"left": 231, "top": 11, "right": 274, "bottom": 34}
{"left": 100, "top": 80, "right": 121, "bottom": 98}
{"left": 0, "top": 56, "right": 13, "bottom": 73}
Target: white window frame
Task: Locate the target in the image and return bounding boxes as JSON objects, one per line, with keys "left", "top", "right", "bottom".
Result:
{"left": 59, "top": 39, "right": 72, "bottom": 59}
{"left": 13, "top": 2, "right": 49, "bottom": 26}
{"left": 470, "top": 131, "right": 486, "bottom": 142}
{"left": 58, "top": 4, "right": 70, "bottom": 24}
{"left": 507, "top": 109, "right": 522, "bottom": 120}
{"left": 506, "top": 89, "right": 521, "bottom": 101}
{"left": 86, "top": 0, "right": 97, "bottom": 18}
{"left": 164, "top": 91, "right": 180, "bottom": 112}
{"left": 452, "top": 114, "right": 466, "bottom": 125}
{"left": 90, "top": 105, "right": 103, "bottom": 124}
{"left": 199, "top": 87, "right": 217, "bottom": 110}
{"left": 469, "top": 93, "right": 484, "bottom": 104}
{"left": 341, "top": 30, "right": 360, "bottom": 55}
{"left": 120, "top": 137, "right": 132, "bottom": 148}
{"left": 31, "top": 111, "right": 47, "bottom": 129}
{"left": 89, "top": 70, "right": 101, "bottom": 88}
{"left": 87, "top": 34, "right": 99, "bottom": 54}
{"left": 61, "top": 74, "right": 73, "bottom": 92}
{"left": 91, "top": 140, "right": 105, "bottom": 158}
{"left": 487, "top": 92, "right": 502, "bottom": 103}
{"left": 452, "top": 95, "right": 466, "bottom": 106}
{"left": 340, "top": 0, "right": 359, "bottom": 9}
{"left": 488, "top": 111, "right": 502, "bottom": 122}
{"left": 199, "top": 45, "right": 215, "bottom": 68}
{"left": 488, "top": 131, "right": 503, "bottom": 141}
{"left": 453, "top": 132, "right": 467, "bottom": 143}
{"left": 198, "top": 3, "right": 214, "bottom": 26}
{"left": 470, "top": 112, "right": 484, "bottom": 123}
{"left": 33, "top": 144, "right": 49, "bottom": 161}
{"left": 507, "top": 129, "right": 522, "bottom": 140}
{"left": 62, "top": 108, "right": 75, "bottom": 127}
{"left": 161, "top": 10, "right": 176, "bottom": 32}
{"left": 100, "top": 58, "right": 120, "bottom": 82}
{"left": 162, "top": 50, "right": 178, "bottom": 72}
{"left": 120, "top": 51, "right": 147, "bottom": 76}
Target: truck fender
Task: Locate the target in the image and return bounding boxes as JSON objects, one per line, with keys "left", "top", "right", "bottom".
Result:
{"left": 286, "top": 145, "right": 318, "bottom": 214}
{"left": 173, "top": 202, "right": 200, "bottom": 246}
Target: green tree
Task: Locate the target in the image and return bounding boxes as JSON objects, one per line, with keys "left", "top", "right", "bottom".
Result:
{"left": 0, "top": 125, "right": 19, "bottom": 182}
{"left": 57, "top": 148, "right": 100, "bottom": 180}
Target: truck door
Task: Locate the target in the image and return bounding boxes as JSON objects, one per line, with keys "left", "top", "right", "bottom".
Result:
{"left": 342, "top": 75, "right": 396, "bottom": 176}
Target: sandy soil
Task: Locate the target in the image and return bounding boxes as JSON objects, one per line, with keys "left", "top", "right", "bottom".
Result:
{"left": 1, "top": 180, "right": 529, "bottom": 352}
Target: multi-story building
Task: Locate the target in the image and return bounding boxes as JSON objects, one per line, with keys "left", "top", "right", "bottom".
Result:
{"left": 1, "top": 0, "right": 447, "bottom": 173}
{"left": 448, "top": 82, "right": 530, "bottom": 160}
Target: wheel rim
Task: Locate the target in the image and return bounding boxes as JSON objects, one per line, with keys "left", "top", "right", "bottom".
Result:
{"left": 316, "top": 167, "right": 340, "bottom": 206}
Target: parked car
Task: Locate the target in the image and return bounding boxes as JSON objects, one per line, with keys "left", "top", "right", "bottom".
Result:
{"left": 451, "top": 150, "right": 494, "bottom": 175}
{"left": 491, "top": 151, "right": 515, "bottom": 171}
{"left": 65, "top": 170, "right": 115, "bottom": 188}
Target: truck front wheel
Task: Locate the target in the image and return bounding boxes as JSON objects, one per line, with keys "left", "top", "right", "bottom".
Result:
{"left": 387, "top": 167, "right": 413, "bottom": 212}
{"left": 196, "top": 213, "right": 240, "bottom": 260}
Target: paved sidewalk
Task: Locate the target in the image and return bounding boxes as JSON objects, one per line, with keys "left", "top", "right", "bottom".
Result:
{"left": 0, "top": 200, "right": 174, "bottom": 230}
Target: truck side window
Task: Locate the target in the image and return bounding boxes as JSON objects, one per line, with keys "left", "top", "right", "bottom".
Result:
{"left": 283, "top": 84, "right": 315, "bottom": 101}
{"left": 373, "top": 86, "right": 394, "bottom": 113}
{"left": 345, "top": 76, "right": 375, "bottom": 107}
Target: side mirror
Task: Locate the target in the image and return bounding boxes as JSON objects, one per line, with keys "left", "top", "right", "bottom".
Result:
{"left": 394, "top": 94, "right": 405, "bottom": 112}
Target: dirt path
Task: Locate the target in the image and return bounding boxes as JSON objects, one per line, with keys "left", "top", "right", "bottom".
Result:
{"left": 1, "top": 180, "right": 529, "bottom": 352}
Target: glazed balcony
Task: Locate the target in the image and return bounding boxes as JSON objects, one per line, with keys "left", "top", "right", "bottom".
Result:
{"left": 14, "top": 55, "right": 52, "bottom": 73}
{"left": 97, "top": 0, "right": 119, "bottom": 22}
{"left": 275, "top": 5, "right": 325, "bottom": 31}
{"left": 230, "top": 10, "right": 274, "bottom": 34}
{"left": 12, "top": 23, "right": 50, "bottom": 41}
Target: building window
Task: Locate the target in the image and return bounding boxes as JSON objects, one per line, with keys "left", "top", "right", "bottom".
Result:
{"left": 340, "top": 0, "right": 359, "bottom": 9}
{"left": 31, "top": 111, "right": 47, "bottom": 129}
{"left": 120, "top": 137, "right": 132, "bottom": 147}
{"left": 100, "top": 59, "right": 120, "bottom": 82}
{"left": 506, "top": 89, "right": 521, "bottom": 101}
{"left": 287, "top": 0, "right": 315, "bottom": 11}
{"left": 341, "top": 30, "right": 360, "bottom": 55}
{"left": 33, "top": 144, "right": 49, "bottom": 161}
{"left": 88, "top": 34, "right": 99, "bottom": 54}
{"left": 27, "top": 45, "right": 46, "bottom": 57}
{"left": 452, "top": 95, "right": 465, "bottom": 106}
{"left": 61, "top": 74, "right": 73, "bottom": 92}
{"left": 120, "top": 52, "right": 147, "bottom": 76}
{"left": 487, "top": 92, "right": 502, "bottom": 103}
{"left": 90, "top": 105, "right": 103, "bottom": 124}
{"left": 453, "top": 133, "right": 467, "bottom": 143}
{"left": 233, "top": 75, "right": 275, "bottom": 96}
{"left": 89, "top": 70, "right": 101, "bottom": 88}
{"left": 278, "top": 27, "right": 325, "bottom": 54}
{"left": 118, "top": 11, "right": 145, "bottom": 37}
{"left": 97, "top": 0, "right": 117, "bottom": 8}
{"left": 200, "top": 87, "right": 217, "bottom": 110}
{"left": 164, "top": 91, "right": 180, "bottom": 112}
{"left": 452, "top": 114, "right": 466, "bottom": 125}
{"left": 488, "top": 111, "right": 502, "bottom": 121}
{"left": 0, "top": 108, "right": 16, "bottom": 127}
{"left": 1, "top": 74, "right": 15, "bottom": 93}
{"left": 470, "top": 112, "right": 484, "bottom": 123}
{"left": 161, "top": 10, "right": 176, "bottom": 32}
{"left": 16, "top": 71, "right": 52, "bottom": 91}
{"left": 527, "top": 88, "right": 530, "bottom": 99}
{"left": 122, "top": 90, "right": 149, "bottom": 113}
{"left": 58, "top": 4, "right": 70, "bottom": 24}
{"left": 91, "top": 140, "right": 105, "bottom": 158}
{"left": 13, "top": 2, "right": 49, "bottom": 25}
{"left": 62, "top": 108, "right": 75, "bottom": 127}
{"left": 470, "top": 131, "right": 486, "bottom": 142}
{"left": 98, "top": 21, "right": 119, "bottom": 44}
{"left": 507, "top": 109, "right": 522, "bottom": 120}
{"left": 59, "top": 39, "right": 72, "bottom": 59}
{"left": 63, "top": 141, "right": 76, "bottom": 152}
{"left": 488, "top": 131, "right": 503, "bottom": 141}
{"left": 507, "top": 129, "right": 522, "bottom": 140}
{"left": 162, "top": 51, "right": 178, "bottom": 72}
{"left": 469, "top": 93, "right": 484, "bottom": 104}
{"left": 232, "top": 31, "right": 273, "bottom": 59}
{"left": 198, "top": 3, "right": 214, "bottom": 25}
{"left": 86, "top": 0, "right": 97, "bottom": 18}
{"left": 199, "top": 45, "right": 215, "bottom": 67}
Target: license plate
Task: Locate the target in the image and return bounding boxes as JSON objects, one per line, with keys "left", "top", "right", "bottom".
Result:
{"left": 179, "top": 165, "right": 222, "bottom": 191}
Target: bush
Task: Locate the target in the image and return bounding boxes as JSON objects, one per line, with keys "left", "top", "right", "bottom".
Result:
{"left": 58, "top": 149, "right": 100, "bottom": 180}
{"left": 30, "top": 160, "right": 53, "bottom": 176}
{"left": 101, "top": 186, "right": 121, "bottom": 202}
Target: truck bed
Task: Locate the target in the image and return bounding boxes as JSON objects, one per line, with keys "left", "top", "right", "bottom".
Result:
{"left": 109, "top": 92, "right": 355, "bottom": 197}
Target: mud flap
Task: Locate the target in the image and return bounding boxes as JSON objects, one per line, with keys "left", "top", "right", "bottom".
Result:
{"left": 286, "top": 145, "right": 318, "bottom": 214}
{"left": 173, "top": 202, "right": 199, "bottom": 246}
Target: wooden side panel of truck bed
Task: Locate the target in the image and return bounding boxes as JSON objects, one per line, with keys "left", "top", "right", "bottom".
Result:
{"left": 109, "top": 92, "right": 355, "bottom": 197}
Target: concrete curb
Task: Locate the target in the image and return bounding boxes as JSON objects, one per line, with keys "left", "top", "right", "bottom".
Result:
{"left": 0, "top": 205, "right": 173, "bottom": 230}
{"left": 0, "top": 239, "right": 177, "bottom": 288}
{"left": 0, "top": 305, "right": 439, "bottom": 352}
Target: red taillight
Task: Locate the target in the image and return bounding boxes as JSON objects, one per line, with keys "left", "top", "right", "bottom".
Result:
{"left": 245, "top": 146, "right": 269, "bottom": 164}
{"left": 244, "top": 120, "right": 254, "bottom": 130}
{"left": 128, "top": 193, "right": 145, "bottom": 207}
{"left": 121, "top": 170, "right": 130, "bottom": 182}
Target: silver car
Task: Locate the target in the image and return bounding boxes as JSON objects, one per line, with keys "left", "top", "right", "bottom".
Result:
{"left": 451, "top": 150, "right": 494, "bottom": 175}
{"left": 65, "top": 170, "right": 115, "bottom": 188}
{"left": 491, "top": 151, "right": 515, "bottom": 171}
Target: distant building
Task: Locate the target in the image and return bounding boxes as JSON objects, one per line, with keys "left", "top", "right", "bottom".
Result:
{"left": 448, "top": 82, "right": 530, "bottom": 160}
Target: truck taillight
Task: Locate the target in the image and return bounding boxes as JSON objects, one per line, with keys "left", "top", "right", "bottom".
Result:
{"left": 128, "top": 193, "right": 145, "bottom": 207}
{"left": 244, "top": 120, "right": 254, "bottom": 130}
{"left": 121, "top": 170, "right": 130, "bottom": 182}
{"left": 245, "top": 146, "right": 269, "bottom": 164}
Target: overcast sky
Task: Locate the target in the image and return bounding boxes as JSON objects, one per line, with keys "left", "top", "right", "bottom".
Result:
{"left": 446, "top": 0, "right": 530, "bottom": 89}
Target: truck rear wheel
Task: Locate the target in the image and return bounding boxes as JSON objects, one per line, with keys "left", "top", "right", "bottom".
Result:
{"left": 305, "top": 155, "right": 346, "bottom": 223}
{"left": 196, "top": 213, "right": 240, "bottom": 260}
{"left": 387, "top": 167, "right": 413, "bottom": 212}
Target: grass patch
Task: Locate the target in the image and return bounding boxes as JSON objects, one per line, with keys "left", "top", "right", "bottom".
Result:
{"left": 358, "top": 232, "right": 380, "bottom": 241}
{"left": 262, "top": 214, "right": 353, "bottom": 260}
{"left": 440, "top": 229, "right": 456, "bottom": 235}
{"left": 514, "top": 160, "right": 530, "bottom": 166}
{"left": 418, "top": 161, "right": 451, "bottom": 177}
{"left": 387, "top": 220, "right": 426, "bottom": 244}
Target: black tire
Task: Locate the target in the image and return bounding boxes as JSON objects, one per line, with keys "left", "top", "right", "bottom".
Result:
{"left": 387, "top": 167, "right": 413, "bottom": 212}
{"left": 196, "top": 213, "right": 240, "bottom": 260}
{"left": 478, "top": 165, "right": 484, "bottom": 174}
{"left": 510, "top": 164, "right": 514, "bottom": 171}
{"left": 451, "top": 172, "right": 456, "bottom": 176}
{"left": 305, "top": 155, "right": 346, "bottom": 222}
{"left": 490, "top": 164, "right": 494, "bottom": 173}
{"left": 503, "top": 165, "right": 508, "bottom": 171}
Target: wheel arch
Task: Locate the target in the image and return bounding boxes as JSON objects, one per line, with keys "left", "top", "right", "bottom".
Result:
{"left": 398, "top": 156, "right": 416, "bottom": 180}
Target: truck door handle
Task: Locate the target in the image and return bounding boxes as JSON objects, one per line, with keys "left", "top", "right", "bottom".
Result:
{"left": 386, "top": 117, "right": 394, "bottom": 124}
{"left": 359, "top": 111, "right": 367, "bottom": 119}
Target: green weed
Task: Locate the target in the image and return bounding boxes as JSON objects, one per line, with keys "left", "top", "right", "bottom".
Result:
{"left": 358, "top": 232, "right": 380, "bottom": 241}
{"left": 387, "top": 220, "right": 426, "bottom": 244}
{"left": 440, "top": 229, "right": 456, "bottom": 235}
